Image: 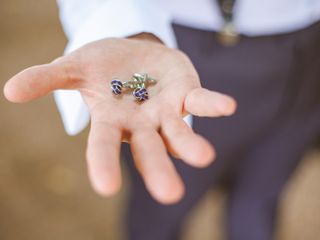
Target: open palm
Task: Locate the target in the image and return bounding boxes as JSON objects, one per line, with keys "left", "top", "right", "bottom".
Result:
{"left": 4, "top": 36, "right": 236, "bottom": 204}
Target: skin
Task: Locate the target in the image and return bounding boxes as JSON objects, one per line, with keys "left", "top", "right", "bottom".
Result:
{"left": 3, "top": 33, "right": 236, "bottom": 205}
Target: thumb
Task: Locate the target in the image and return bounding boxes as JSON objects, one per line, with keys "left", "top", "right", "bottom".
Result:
{"left": 3, "top": 60, "right": 81, "bottom": 103}
{"left": 184, "top": 88, "right": 237, "bottom": 117}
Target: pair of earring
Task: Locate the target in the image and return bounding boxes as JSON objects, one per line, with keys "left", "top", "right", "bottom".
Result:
{"left": 110, "top": 73, "right": 157, "bottom": 101}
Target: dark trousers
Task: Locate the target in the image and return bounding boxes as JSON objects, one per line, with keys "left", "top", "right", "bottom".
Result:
{"left": 122, "top": 21, "right": 320, "bottom": 240}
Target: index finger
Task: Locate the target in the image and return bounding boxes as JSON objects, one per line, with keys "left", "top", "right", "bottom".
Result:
{"left": 4, "top": 59, "right": 82, "bottom": 103}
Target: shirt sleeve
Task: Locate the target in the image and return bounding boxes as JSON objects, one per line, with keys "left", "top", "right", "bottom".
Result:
{"left": 54, "top": 0, "right": 178, "bottom": 135}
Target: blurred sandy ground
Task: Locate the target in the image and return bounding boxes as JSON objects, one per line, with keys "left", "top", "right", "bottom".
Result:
{"left": 0, "top": 1, "right": 320, "bottom": 239}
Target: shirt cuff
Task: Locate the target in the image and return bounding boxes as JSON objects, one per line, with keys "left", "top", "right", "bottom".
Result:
{"left": 65, "top": 0, "right": 177, "bottom": 53}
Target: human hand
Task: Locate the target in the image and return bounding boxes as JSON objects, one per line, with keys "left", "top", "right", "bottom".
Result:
{"left": 4, "top": 34, "right": 236, "bottom": 204}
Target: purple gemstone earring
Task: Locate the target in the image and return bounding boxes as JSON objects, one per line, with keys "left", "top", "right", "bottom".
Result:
{"left": 133, "top": 87, "right": 149, "bottom": 101}
{"left": 110, "top": 73, "right": 156, "bottom": 101}
{"left": 110, "top": 79, "right": 123, "bottom": 95}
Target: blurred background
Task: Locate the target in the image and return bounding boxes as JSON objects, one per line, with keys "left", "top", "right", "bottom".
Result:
{"left": 1, "top": 0, "right": 320, "bottom": 239}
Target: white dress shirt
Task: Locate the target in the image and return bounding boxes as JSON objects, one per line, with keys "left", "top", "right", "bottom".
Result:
{"left": 54, "top": 0, "right": 320, "bottom": 135}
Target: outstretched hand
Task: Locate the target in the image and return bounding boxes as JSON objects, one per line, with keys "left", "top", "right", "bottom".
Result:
{"left": 4, "top": 34, "right": 236, "bottom": 204}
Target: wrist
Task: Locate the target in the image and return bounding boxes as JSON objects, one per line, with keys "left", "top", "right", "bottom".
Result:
{"left": 127, "top": 32, "right": 164, "bottom": 44}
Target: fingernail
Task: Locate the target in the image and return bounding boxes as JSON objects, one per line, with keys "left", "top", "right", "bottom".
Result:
{"left": 218, "top": 96, "right": 237, "bottom": 116}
